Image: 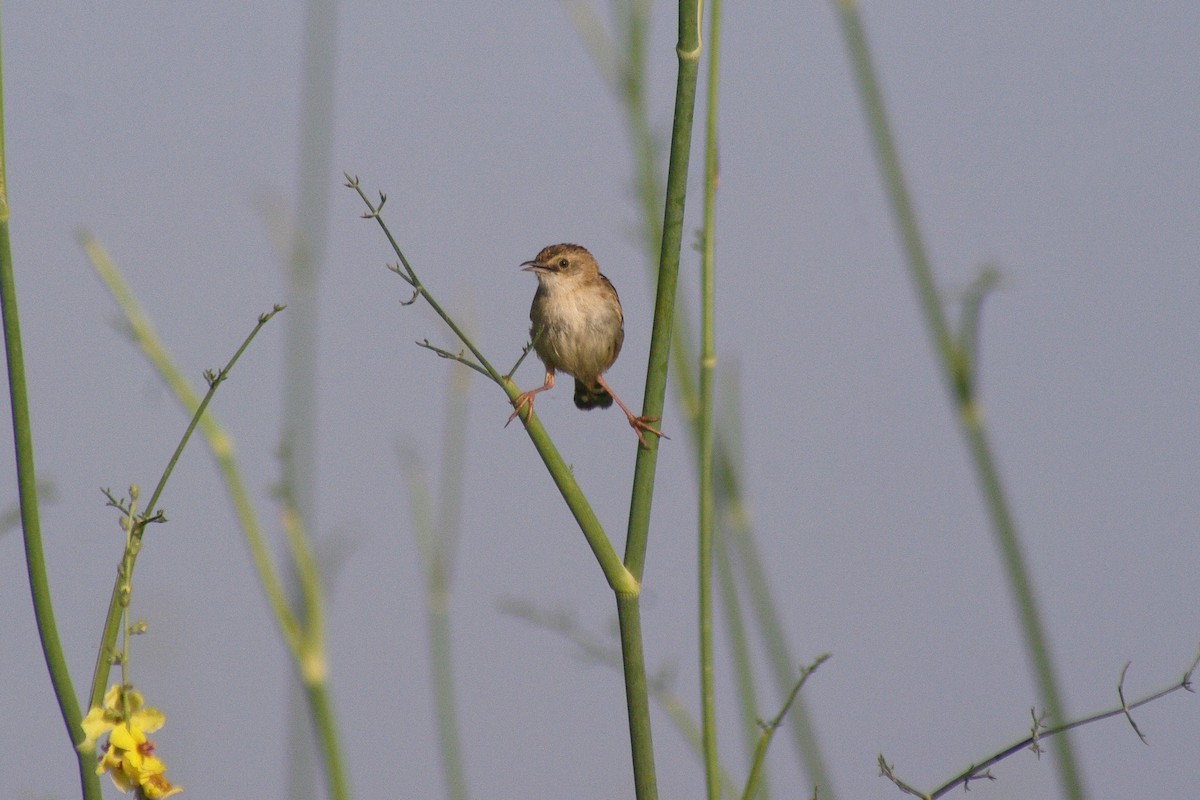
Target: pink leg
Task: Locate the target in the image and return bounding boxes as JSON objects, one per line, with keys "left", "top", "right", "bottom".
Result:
{"left": 507, "top": 368, "right": 555, "bottom": 427}
{"left": 595, "top": 375, "right": 668, "bottom": 448}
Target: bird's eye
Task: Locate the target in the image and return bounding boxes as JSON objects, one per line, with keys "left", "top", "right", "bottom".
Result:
{"left": 558, "top": 258, "right": 569, "bottom": 269}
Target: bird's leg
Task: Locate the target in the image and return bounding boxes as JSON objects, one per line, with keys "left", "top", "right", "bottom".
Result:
{"left": 506, "top": 368, "right": 555, "bottom": 427}
{"left": 594, "top": 375, "right": 669, "bottom": 448}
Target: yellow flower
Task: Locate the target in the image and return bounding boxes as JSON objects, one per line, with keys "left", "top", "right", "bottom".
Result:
{"left": 80, "top": 684, "right": 182, "bottom": 798}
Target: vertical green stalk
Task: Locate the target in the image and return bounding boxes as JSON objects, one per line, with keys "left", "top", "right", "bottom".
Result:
{"left": 283, "top": 3, "right": 338, "bottom": 798}
{"left": 281, "top": 0, "right": 337, "bottom": 529}
{"left": 0, "top": 21, "right": 102, "bottom": 797}
{"left": 833, "top": 4, "right": 1083, "bottom": 799}
{"left": 617, "top": 4, "right": 702, "bottom": 799}
{"left": 623, "top": 0, "right": 701, "bottom": 579}
{"left": 575, "top": 6, "right": 836, "bottom": 792}
{"left": 714, "top": 523, "right": 769, "bottom": 800}
{"left": 404, "top": 367, "right": 472, "bottom": 800}
{"left": 697, "top": 0, "right": 722, "bottom": 797}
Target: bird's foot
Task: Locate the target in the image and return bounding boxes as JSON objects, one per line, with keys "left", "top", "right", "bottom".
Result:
{"left": 506, "top": 391, "right": 538, "bottom": 427}
{"left": 627, "top": 415, "right": 668, "bottom": 449}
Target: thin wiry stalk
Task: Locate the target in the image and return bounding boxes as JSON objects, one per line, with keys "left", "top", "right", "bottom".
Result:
{"left": 84, "top": 239, "right": 348, "bottom": 800}
{"left": 401, "top": 366, "right": 472, "bottom": 800}
{"left": 833, "top": 4, "right": 1083, "bottom": 799}
{"left": 882, "top": 651, "right": 1199, "bottom": 799}
{"left": 617, "top": 3, "right": 704, "bottom": 797}
{"left": 0, "top": 25, "right": 102, "bottom": 796}
{"left": 697, "top": 0, "right": 723, "bottom": 796}
{"left": 563, "top": 5, "right": 837, "bottom": 793}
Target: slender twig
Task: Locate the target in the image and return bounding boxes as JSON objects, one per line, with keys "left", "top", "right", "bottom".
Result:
{"left": 0, "top": 39, "right": 102, "bottom": 795}
{"left": 697, "top": 0, "right": 722, "bottom": 797}
{"left": 84, "top": 235, "right": 307, "bottom": 667}
{"left": 834, "top": 3, "right": 1084, "bottom": 797}
{"left": 565, "top": 5, "right": 836, "bottom": 793}
{"left": 400, "top": 366, "right": 473, "bottom": 800}
{"left": 345, "top": 177, "right": 635, "bottom": 595}
{"left": 881, "top": 650, "right": 1200, "bottom": 799}
{"left": 87, "top": 306, "right": 284, "bottom": 709}
{"left": 743, "top": 655, "right": 830, "bottom": 800}
{"left": 346, "top": 176, "right": 504, "bottom": 383}
{"left": 416, "top": 339, "right": 490, "bottom": 378}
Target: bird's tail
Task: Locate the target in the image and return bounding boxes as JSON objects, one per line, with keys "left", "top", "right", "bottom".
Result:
{"left": 574, "top": 378, "right": 613, "bottom": 410}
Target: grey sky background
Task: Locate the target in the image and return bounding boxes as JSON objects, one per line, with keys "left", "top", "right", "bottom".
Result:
{"left": 2, "top": 3, "right": 1197, "bottom": 798}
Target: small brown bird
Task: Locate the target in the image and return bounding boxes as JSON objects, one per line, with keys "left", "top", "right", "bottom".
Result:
{"left": 508, "top": 243, "right": 665, "bottom": 447}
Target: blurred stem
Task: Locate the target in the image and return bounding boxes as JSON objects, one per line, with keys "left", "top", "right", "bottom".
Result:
{"left": 833, "top": 4, "right": 1083, "bottom": 800}
{"left": 0, "top": 26, "right": 101, "bottom": 797}
{"left": 623, "top": 0, "right": 700, "bottom": 604}
{"left": 85, "top": 306, "right": 283, "bottom": 708}
{"left": 282, "top": 0, "right": 337, "bottom": 536}
{"left": 741, "top": 654, "right": 829, "bottom": 800}
{"left": 715, "top": 516, "right": 767, "bottom": 798}
{"left": 84, "top": 239, "right": 349, "bottom": 800}
{"left": 305, "top": 680, "right": 349, "bottom": 800}
{"left": 712, "top": 378, "right": 769, "bottom": 797}
{"left": 283, "top": 5, "right": 338, "bottom": 795}
{"left": 84, "top": 236, "right": 305, "bottom": 663}
{"left": 402, "top": 366, "right": 472, "bottom": 800}
{"left": 697, "top": 0, "right": 722, "bottom": 797}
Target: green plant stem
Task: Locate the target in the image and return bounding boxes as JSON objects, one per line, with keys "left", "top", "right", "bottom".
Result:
{"left": 833, "top": 4, "right": 1083, "bottom": 800}
{"left": 348, "top": 179, "right": 637, "bottom": 595}
{"left": 500, "top": 598, "right": 741, "bottom": 798}
{"left": 85, "top": 238, "right": 353, "bottom": 799}
{"left": 86, "top": 304, "right": 283, "bottom": 708}
{"left": 510, "top": 382, "right": 637, "bottom": 594}
{"left": 83, "top": 235, "right": 306, "bottom": 665}
{"left": 715, "top": 517, "right": 768, "bottom": 799}
{"left": 0, "top": 32, "right": 100, "bottom": 799}
{"left": 304, "top": 679, "right": 350, "bottom": 800}
{"left": 569, "top": 6, "right": 837, "bottom": 793}
{"left": 612, "top": 5, "right": 702, "bottom": 799}
{"left": 717, "top": 447, "right": 831, "bottom": 794}
{"left": 624, "top": 0, "right": 701, "bottom": 588}
{"left": 697, "top": 0, "right": 722, "bottom": 797}
{"left": 403, "top": 366, "right": 472, "bottom": 800}
{"left": 616, "top": 592, "right": 658, "bottom": 799}
{"left": 742, "top": 654, "right": 829, "bottom": 800}
{"left": 284, "top": 9, "right": 337, "bottom": 793}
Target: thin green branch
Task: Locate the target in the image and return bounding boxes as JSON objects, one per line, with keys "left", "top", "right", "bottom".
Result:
{"left": 400, "top": 366, "right": 473, "bottom": 800}
{"left": 833, "top": 4, "right": 1084, "bottom": 798}
{"left": 345, "top": 176, "right": 636, "bottom": 596}
{"left": 0, "top": 27, "right": 101, "bottom": 795}
{"left": 84, "top": 236, "right": 348, "bottom": 800}
{"left": 346, "top": 177, "right": 504, "bottom": 383}
{"left": 697, "top": 0, "right": 722, "bottom": 797}
{"left": 86, "top": 301, "right": 284, "bottom": 709}
{"left": 85, "top": 234, "right": 307, "bottom": 663}
{"left": 416, "top": 338, "right": 490, "bottom": 378}
{"left": 614, "top": 5, "right": 704, "bottom": 798}
{"left": 882, "top": 650, "right": 1199, "bottom": 799}
{"left": 565, "top": 5, "right": 837, "bottom": 792}
{"left": 743, "top": 654, "right": 831, "bottom": 800}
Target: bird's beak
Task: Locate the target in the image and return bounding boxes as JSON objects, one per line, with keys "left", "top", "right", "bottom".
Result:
{"left": 521, "top": 260, "right": 547, "bottom": 273}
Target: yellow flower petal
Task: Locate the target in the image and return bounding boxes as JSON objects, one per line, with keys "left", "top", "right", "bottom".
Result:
{"left": 79, "top": 707, "right": 113, "bottom": 751}
{"left": 109, "top": 722, "right": 145, "bottom": 751}
{"left": 131, "top": 706, "right": 167, "bottom": 734}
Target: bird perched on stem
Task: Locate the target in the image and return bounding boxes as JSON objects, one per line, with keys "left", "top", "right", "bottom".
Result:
{"left": 508, "top": 243, "right": 666, "bottom": 448}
